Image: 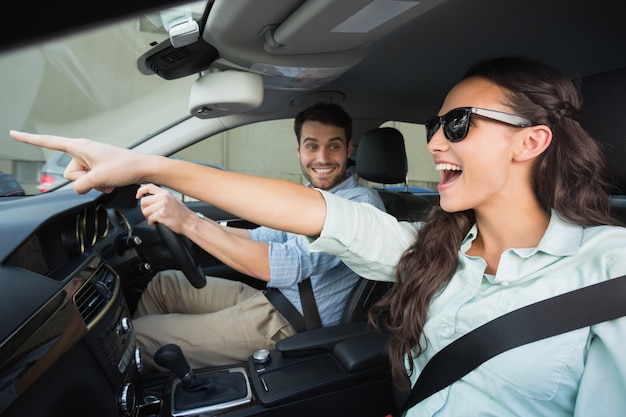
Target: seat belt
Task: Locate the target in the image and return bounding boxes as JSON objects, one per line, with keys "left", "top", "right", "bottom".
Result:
{"left": 298, "top": 277, "right": 322, "bottom": 330}
{"left": 264, "top": 278, "right": 322, "bottom": 332}
{"left": 394, "top": 274, "right": 626, "bottom": 414}
{"left": 264, "top": 287, "right": 307, "bottom": 332}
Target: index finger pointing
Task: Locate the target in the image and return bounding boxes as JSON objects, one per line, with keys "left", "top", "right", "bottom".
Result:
{"left": 10, "top": 130, "right": 77, "bottom": 154}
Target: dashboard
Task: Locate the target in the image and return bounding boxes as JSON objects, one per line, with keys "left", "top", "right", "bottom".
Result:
{"left": 7, "top": 203, "right": 111, "bottom": 277}
{"left": 0, "top": 180, "right": 266, "bottom": 417}
{"left": 0, "top": 183, "right": 253, "bottom": 417}
{"left": 0, "top": 185, "right": 149, "bottom": 416}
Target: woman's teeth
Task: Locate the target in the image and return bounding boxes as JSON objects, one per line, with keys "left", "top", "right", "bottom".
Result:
{"left": 435, "top": 163, "right": 462, "bottom": 185}
{"left": 435, "top": 163, "right": 462, "bottom": 171}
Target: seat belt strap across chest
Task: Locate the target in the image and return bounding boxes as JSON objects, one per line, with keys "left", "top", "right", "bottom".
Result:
{"left": 395, "top": 274, "right": 626, "bottom": 414}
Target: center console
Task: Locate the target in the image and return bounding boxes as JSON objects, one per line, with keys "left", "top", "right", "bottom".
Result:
{"left": 133, "top": 322, "right": 394, "bottom": 417}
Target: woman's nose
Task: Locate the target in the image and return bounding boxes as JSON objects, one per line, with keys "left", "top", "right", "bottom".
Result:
{"left": 427, "top": 127, "right": 449, "bottom": 154}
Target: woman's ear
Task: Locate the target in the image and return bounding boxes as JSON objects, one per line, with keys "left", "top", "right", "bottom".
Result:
{"left": 513, "top": 125, "right": 552, "bottom": 162}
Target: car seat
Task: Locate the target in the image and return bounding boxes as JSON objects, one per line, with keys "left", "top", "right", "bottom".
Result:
{"left": 580, "top": 66, "right": 626, "bottom": 224}
{"left": 355, "top": 126, "right": 436, "bottom": 221}
{"left": 340, "top": 127, "right": 437, "bottom": 325}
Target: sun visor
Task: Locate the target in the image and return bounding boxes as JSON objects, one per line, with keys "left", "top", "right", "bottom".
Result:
{"left": 263, "top": 0, "right": 446, "bottom": 55}
{"left": 189, "top": 71, "right": 264, "bottom": 119}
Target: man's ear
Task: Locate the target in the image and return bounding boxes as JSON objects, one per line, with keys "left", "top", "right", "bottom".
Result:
{"left": 513, "top": 125, "right": 552, "bottom": 162}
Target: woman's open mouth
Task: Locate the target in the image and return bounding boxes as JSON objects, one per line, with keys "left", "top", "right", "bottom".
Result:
{"left": 436, "top": 163, "right": 462, "bottom": 187}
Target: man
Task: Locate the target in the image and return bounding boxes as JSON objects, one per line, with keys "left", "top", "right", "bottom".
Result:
{"left": 133, "top": 102, "right": 385, "bottom": 369}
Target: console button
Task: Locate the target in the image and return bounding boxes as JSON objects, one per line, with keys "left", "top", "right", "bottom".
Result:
{"left": 253, "top": 349, "right": 271, "bottom": 364}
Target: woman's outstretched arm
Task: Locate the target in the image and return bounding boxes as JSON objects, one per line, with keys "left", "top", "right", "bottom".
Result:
{"left": 10, "top": 131, "right": 327, "bottom": 236}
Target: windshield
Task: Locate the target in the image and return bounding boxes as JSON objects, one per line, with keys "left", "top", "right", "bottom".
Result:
{"left": 1, "top": 1, "right": 207, "bottom": 195}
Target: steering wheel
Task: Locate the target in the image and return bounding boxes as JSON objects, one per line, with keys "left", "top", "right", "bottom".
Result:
{"left": 155, "top": 222, "right": 207, "bottom": 289}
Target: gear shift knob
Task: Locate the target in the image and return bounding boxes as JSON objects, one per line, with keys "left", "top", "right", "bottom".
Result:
{"left": 154, "top": 344, "right": 197, "bottom": 389}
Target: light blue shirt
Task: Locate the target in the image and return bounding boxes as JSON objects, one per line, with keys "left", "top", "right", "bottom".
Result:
{"left": 310, "top": 190, "right": 626, "bottom": 416}
{"left": 249, "top": 173, "right": 385, "bottom": 327}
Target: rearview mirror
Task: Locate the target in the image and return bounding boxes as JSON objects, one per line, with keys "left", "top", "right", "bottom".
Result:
{"left": 189, "top": 70, "right": 264, "bottom": 119}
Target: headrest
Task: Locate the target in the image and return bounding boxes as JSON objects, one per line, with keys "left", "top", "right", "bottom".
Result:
{"left": 580, "top": 66, "right": 626, "bottom": 194}
{"left": 356, "top": 127, "right": 408, "bottom": 184}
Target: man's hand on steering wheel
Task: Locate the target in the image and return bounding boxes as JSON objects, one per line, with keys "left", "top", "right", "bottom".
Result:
{"left": 137, "top": 183, "right": 206, "bottom": 288}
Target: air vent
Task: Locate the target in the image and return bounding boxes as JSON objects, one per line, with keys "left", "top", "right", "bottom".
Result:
{"left": 75, "top": 267, "right": 117, "bottom": 326}
{"left": 113, "top": 209, "right": 131, "bottom": 231}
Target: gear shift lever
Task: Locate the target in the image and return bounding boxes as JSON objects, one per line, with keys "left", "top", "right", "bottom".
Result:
{"left": 153, "top": 343, "right": 249, "bottom": 412}
{"left": 154, "top": 344, "right": 198, "bottom": 390}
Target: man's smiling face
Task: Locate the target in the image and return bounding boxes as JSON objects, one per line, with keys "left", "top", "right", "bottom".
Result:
{"left": 297, "top": 120, "right": 352, "bottom": 190}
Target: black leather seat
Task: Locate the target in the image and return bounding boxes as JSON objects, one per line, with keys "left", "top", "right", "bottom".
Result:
{"left": 340, "top": 276, "right": 392, "bottom": 324}
{"left": 356, "top": 126, "right": 436, "bottom": 221}
{"left": 580, "top": 66, "right": 626, "bottom": 225}
{"left": 340, "top": 127, "right": 438, "bottom": 325}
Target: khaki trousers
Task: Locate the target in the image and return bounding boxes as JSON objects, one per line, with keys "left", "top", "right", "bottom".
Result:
{"left": 133, "top": 270, "right": 296, "bottom": 370}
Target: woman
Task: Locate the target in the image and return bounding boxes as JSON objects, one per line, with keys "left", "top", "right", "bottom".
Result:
{"left": 11, "top": 56, "right": 626, "bottom": 416}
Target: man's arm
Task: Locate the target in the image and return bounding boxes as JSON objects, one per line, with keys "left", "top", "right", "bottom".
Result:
{"left": 138, "top": 183, "right": 272, "bottom": 280}
{"left": 187, "top": 215, "right": 272, "bottom": 281}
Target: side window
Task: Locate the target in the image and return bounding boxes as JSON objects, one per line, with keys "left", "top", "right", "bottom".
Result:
{"left": 172, "top": 118, "right": 306, "bottom": 189}
{"left": 172, "top": 119, "right": 440, "bottom": 199}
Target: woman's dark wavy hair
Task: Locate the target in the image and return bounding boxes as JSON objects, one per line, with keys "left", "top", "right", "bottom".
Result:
{"left": 368, "top": 56, "right": 621, "bottom": 389}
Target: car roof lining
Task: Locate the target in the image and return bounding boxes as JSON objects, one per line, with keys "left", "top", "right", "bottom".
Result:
{"left": 6, "top": 0, "right": 626, "bottom": 126}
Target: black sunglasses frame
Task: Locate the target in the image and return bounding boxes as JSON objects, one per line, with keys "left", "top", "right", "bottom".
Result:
{"left": 425, "top": 107, "right": 538, "bottom": 143}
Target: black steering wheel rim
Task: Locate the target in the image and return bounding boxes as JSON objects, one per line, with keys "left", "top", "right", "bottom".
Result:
{"left": 155, "top": 222, "right": 206, "bottom": 289}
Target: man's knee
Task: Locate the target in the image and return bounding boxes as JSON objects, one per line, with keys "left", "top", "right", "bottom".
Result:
{"left": 146, "top": 269, "right": 190, "bottom": 293}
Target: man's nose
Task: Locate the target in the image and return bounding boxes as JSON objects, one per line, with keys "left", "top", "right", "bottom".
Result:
{"left": 316, "top": 148, "right": 331, "bottom": 162}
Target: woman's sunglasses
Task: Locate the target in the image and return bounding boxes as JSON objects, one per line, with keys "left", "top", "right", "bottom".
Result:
{"left": 425, "top": 107, "right": 538, "bottom": 143}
